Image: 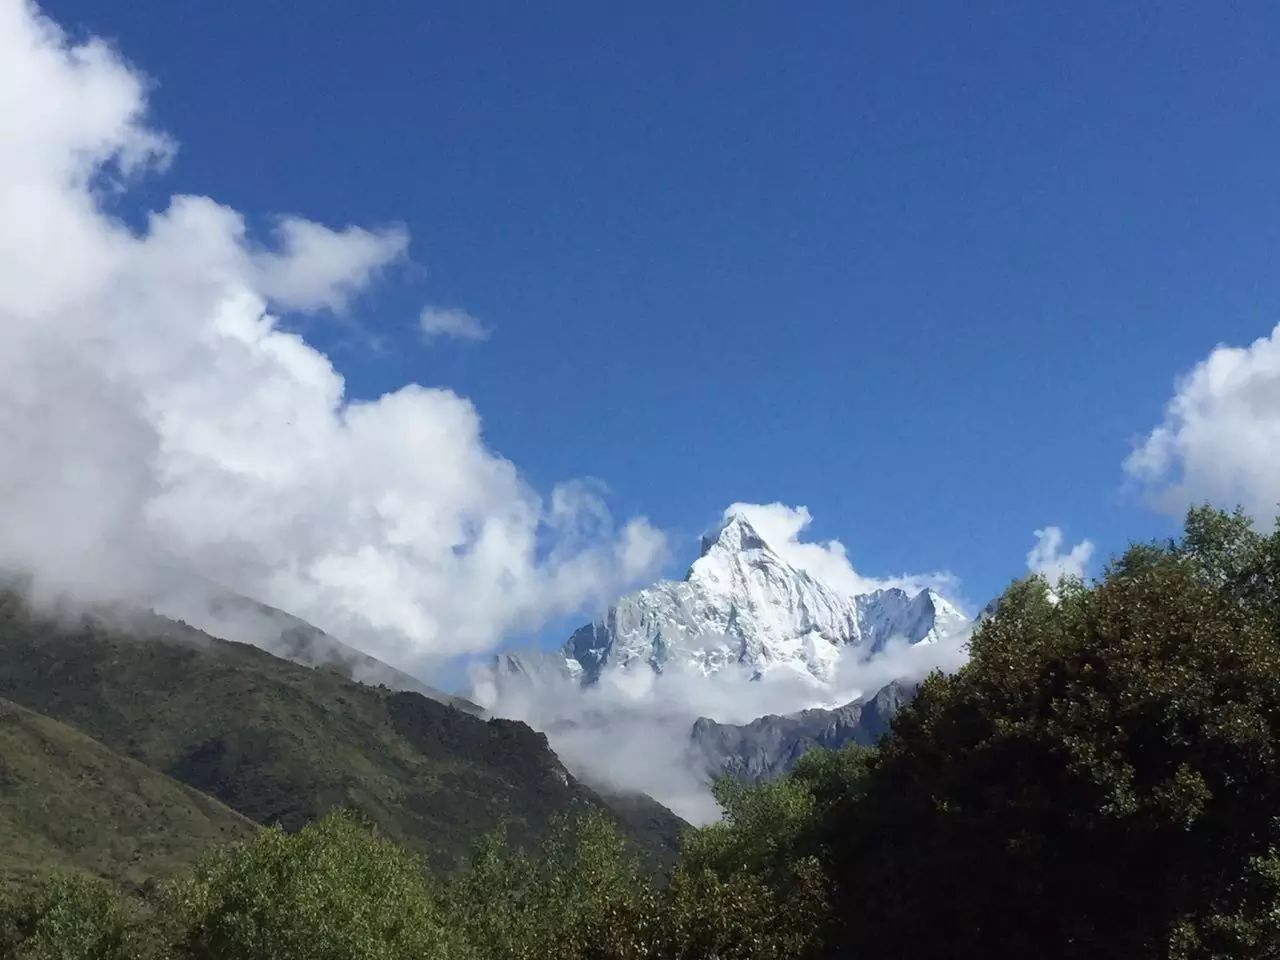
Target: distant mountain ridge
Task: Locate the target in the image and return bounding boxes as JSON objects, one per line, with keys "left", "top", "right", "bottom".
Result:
{"left": 154, "top": 581, "right": 484, "bottom": 715}
{"left": 689, "top": 680, "right": 918, "bottom": 783}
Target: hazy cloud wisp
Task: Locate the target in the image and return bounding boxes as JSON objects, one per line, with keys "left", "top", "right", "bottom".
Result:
{"left": 419, "top": 305, "right": 491, "bottom": 343}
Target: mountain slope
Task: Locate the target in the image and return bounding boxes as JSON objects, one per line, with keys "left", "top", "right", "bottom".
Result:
{"left": 0, "top": 698, "right": 255, "bottom": 890}
{"left": 156, "top": 582, "right": 484, "bottom": 715}
{"left": 689, "top": 680, "right": 917, "bottom": 782}
{"left": 0, "top": 591, "right": 680, "bottom": 872}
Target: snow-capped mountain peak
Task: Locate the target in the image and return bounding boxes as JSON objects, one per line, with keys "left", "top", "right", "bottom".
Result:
{"left": 695, "top": 511, "right": 771, "bottom": 561}
{"left": 538, "top": 513, "right": 971, "bottom": 688}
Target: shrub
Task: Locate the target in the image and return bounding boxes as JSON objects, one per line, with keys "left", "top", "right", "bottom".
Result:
{"left": 440, "top": 810, "right": 656, "bottom": 960}
{"left": 161, "top": 810, "right": 464, "bottom": 960}
{"left": 0, "top": 873, "right": 156, "bottom": 960}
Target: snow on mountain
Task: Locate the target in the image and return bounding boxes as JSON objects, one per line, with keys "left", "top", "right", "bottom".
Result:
{"left": 517, "top": 511, "right": 970, "bottom": 689}
{"left": 473, "top": 509, "right": 973, "bottom": 821}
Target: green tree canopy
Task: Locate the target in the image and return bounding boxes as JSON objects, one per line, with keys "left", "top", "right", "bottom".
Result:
{"left": 822, "top": 506, "right": 1280, "bottom": 960}
{"left": 0, "top": 873, "right": 153, "bottom": 960}
{"left": 162, "top": 810, "right": 464, "bottom": 960}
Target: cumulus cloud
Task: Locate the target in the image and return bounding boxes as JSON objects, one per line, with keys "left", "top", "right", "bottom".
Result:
{"left": 0, "top": 0, "right": 664, "bottom": 675}
{"left": 1126, "top": 325, "right": 1280, "bottom": 524}
{"left": 419, "top": 305, "right": 490, "bottom": 343}
{"left": 723, "top": 502, "right": 961, "bottom": 599}
{"left": 1026, "top": 526, "right": 1094, "bottom": 582}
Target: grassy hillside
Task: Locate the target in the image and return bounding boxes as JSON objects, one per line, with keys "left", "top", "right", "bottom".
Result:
{"left": 0, "top": 591, "right": 682, "bottom": 873}
{"left": 0, "top": 698, "right": 255, "bottom": 890}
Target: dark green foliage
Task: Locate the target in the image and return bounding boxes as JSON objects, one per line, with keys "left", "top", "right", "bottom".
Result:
{"left": 660, "top": 772, "right": 832, "bottom": 960}
{"left": 0, "top": 873, "right": 155, "bottom": 960}
{"left": 0, "top": 808, "right": 819, "bottom": 959}
{"left": 658, "top": 858, "right": 826, "bottom": 960}
{"left": 682, "top": 744, "right": 873, "bottom": 885}
{"left": 439, "top": 801, "right": 828, "bottom": 960}
{"left": 662, "top": 745, "right": 866, "bottom": 959}
{"left": 819, "top": 506, "right": 1280, "bottom": 959}
{"left": 683, "top": 776, "right": 817, "bottom": 881}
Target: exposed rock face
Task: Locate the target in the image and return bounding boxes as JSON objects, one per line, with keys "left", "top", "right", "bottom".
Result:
{"left": 689, "top": 680, "right": 918, "bottom": 783}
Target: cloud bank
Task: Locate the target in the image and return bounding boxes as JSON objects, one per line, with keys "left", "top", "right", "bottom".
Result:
{"left": 1127, "top": 325, "right": 1280, "bottom": 525}
{"left": 0, "top": 0, "right": 664, "bottom": 674}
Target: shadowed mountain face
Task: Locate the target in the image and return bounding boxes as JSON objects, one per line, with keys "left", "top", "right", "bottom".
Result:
{"left": 689, "top": 680, "right": 917, "bottom": 783}
{"left": 0, "top": 591, "right": 682, "bottom": 874}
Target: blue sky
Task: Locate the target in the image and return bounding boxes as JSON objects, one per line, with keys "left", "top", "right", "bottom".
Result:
{"left": 39, "top": 0, "right": 1280, "bottom": 636}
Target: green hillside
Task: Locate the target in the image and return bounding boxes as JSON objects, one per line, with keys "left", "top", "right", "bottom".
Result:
{"left": 0, "top": 591, "right": 682, "bottom": 874}
{"left": 0, "top": 698, "right": 255, "bottom": 890}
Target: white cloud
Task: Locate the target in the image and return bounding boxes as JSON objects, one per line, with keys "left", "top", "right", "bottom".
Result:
{"left": 0, "top": 0, "right": 665, "bottom": 675}
{"left": 723, "top": 501, "right": 961, "bottom": 599}
{"left": 1026, "top": 526, "right": 1094, "bottom": 582}
{"left": 419, "top": 305, "right": 490, "bottom": 343}
{"left": 1126, "top": 325, "right": 1280, "bottom": 524}
{"left": 255, "top": 217, "right": 408, "bottom": 313}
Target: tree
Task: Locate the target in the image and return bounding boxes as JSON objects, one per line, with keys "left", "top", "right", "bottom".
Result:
{"left": 162, "top": 810, "right": 464, "bottom": 960}
{"left": 440, "top": 809, "right": 655, "bottom": 960}
{"left": 820, "top": 508, "right": 1280, "bottom": 960}
{"left": 661, "top": 758, "right": 853, "bottom": 960}
{"left": 0, "top": 873, "right": 156, "bottom": 960}
{"left": 444, "top": 797, "right": 832, "bottom": 960}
